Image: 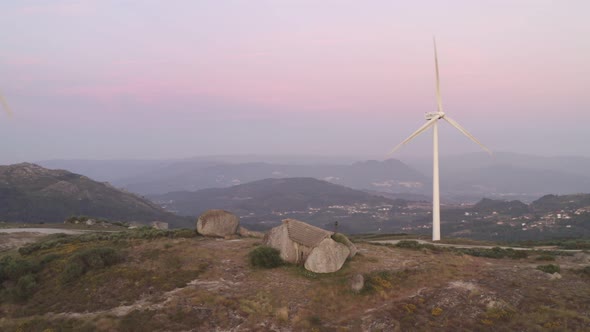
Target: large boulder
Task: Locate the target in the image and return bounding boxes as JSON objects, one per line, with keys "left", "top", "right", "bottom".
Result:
{"left": 304, "top": 238, "right": 350, "bottom": 273}
{"left": 196, "top": 210, "right": 239, "bottom": 237}
{"left": 263, "top": 223, "right": 300, "bottom": 263}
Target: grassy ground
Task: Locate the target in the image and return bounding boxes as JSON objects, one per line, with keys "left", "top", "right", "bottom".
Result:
{"left": 1, "top": 231, "right": 590, "bottom": 331}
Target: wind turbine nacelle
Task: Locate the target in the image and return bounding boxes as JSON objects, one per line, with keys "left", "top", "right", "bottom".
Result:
{"left": 425, "top": 112, "right": 444, "bottom": 120}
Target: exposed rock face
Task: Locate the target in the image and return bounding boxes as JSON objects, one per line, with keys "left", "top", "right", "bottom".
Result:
{"left": 304, "top": 238, "right": 350, "bottom": 273}
{"left": 333, "top": 233, "right": 358, "bottom": 258}
{"left": 196, "top": 210, "right": 239, "bottom": 237}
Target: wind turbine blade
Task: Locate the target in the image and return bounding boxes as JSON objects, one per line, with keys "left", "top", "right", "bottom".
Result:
{"left": 387, "top": 117, "right": 439, "bottom": 156}
{"left": 433, "top": 37, "right": 443, "bottom": 113}
{"left": 0, "top": 91, "right": 13, "bottom": 116}
{"left": 443, "top": 116, "right": 492, "bottom": 155}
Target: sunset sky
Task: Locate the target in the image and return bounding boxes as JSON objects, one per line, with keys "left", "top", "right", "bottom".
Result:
{"left": 1, "top": 0, "right": 589, "bottom": 163}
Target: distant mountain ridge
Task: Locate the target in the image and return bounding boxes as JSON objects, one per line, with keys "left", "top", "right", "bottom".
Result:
{"left": 149, "top": 177, "right": 405, "bottom": 217}
{"left": 118, "top": 159, "right": 427, "bottom": 195}
{"left": 39, "top": 152, "right": 590, "bottom": 201}
{"left": 0, "top": 163, "right": 187, "bottom": 225}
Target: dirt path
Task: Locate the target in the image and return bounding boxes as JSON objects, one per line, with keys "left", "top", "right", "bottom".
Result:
{"left": 0, "top": 228, "right": 87, "bottom": 252}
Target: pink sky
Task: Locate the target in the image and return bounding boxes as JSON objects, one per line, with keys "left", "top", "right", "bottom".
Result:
{"left": 0, "top": 0, "right": 589, "bottom": 162}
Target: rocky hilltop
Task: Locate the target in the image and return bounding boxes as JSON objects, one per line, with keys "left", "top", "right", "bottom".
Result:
{"left": 1, "top": 230, "right": 589, "bottom": 331}
{"left": 0, "top": 163, "right": 187, "bottom": 225}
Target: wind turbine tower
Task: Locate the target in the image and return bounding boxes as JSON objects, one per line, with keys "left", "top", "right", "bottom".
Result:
{"left": 388, "top": 39, "right": 492, "bottom": 241}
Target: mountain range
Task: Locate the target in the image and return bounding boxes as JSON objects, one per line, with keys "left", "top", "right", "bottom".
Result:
{"left": 38, "top": 152, "right": 590, "bottom": 201}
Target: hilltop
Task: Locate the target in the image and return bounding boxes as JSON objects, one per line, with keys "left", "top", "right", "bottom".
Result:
{"left": 1, "top": 230, "right": 589, "bottom": 331}
{"left": 0, "top": 163, "right": 188, "bottom": 226}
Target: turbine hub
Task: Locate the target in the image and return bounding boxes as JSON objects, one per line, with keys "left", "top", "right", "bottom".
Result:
{"left": 425, "top": 112, "right": 444, "bottom": 120}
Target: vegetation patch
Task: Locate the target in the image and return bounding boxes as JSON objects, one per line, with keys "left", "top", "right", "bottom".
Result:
{"left": 395, "top": 240, "right": 440, "bottom": 251}
{"left": 0, "top": 254, "right": 55, "bottom": 301}
{"left": 18, "top": 228, "right": 198, "bottom": 255}
{"left": 249, "top": 246, "right": 283, "bottom": 268}
{"left": 537, "top": 264, "right": 561, "bottom": 274}
{"left": 455, "top": 247, "right": 528, "bottom": 259}
{"left": 362, "top": 269, "right": 412, "bottom": 295}
{"left": 61, "top": 247, "right": 123, "bottom": 283}
{"left": 535, "top": 254, "right": 556, "bottom": 261}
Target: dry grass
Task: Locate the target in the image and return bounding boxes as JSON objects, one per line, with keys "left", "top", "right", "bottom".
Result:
{"left": 2, "top": 235, "right": 590, "bottom": 331}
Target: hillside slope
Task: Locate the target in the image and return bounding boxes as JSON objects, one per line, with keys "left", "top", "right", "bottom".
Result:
{"left": 150, "top": 177, "right": 403, "bottom": 217}
{"left": 0, "top": 163, "right": 186, "bottom": 225}
{"left": 2, "top": 233, "right": 590, "bottom": 331}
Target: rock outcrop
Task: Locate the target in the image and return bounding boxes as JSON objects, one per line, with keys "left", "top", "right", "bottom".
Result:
{"left": 196, "top": 210, "right": 239, "bottom": 237}
{"left": 263, "top": 219, "right": 354, "bottom": 273}
{"left": 238, "top": 226, "right": 264, "bottom": 238}
{"left": 304, "top": 238, "right": 350, "bottom": 273}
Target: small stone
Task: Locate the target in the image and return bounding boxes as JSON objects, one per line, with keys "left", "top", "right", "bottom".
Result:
{"left": 351, "top": 274, "right": 365, "bottom": 293}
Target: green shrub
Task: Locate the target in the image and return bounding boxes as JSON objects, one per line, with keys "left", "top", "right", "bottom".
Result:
{"left": 12, "top": 274, "right": 38, "bottom": 301}
{"left": 537, "top": 264, "right": 561, "bottom": 274}
{"left": 61, "top": 247, "right": 123, "bottom": 283}
{"left": 249, "top": 246, "right": 283, "bottom": 268}
{"left": 535, "top": 254, "right": 556, "bottom": 261}
{"left": 0, "top": 256, "right": 40, "bottom": 283}
{"left": 457, "top": 247, "right": 528, "bottom": 259}
{"left": 364, "top": 271, "right": 392, "bottom": 292}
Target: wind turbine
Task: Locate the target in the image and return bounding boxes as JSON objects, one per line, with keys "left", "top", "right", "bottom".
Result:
{"left": 387, "top": 38, "right": 492, "bottom": 241}
{"left": 0, "top": 90, "right": 12, "bottom": 117}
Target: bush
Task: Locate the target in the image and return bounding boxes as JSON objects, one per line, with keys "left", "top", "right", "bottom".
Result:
{"left": 457, "top": 247, "right": 528, "bottom": 259}
{"left": 61, "top": 247, "right": 123, "bottom": 283}
{"left": 537, "top": 264, "right": 560, "bottom": 274}
{"left": 0, "top": 257, "right": 43, "bottom": 301}
{"left": 12, "top": 274, "right": 37, "bottom": 301}
{"left": 249, "top": 246, "right": 283, "bottom": 268}
{"left": 363, "top": 270, "right": 394, "bottom": 293}
{"left": 535, "top": 254, "right": 556, "bottom": 261}
{"left": 0, "top": 256, "right": 41, "bottom": 283}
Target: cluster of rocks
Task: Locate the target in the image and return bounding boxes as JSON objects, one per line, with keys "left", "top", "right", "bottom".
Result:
{"left": 195, "top": 210, "right": 357, "bottom": 273}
